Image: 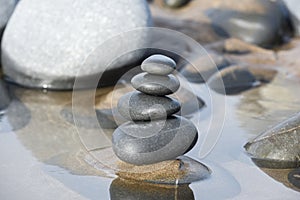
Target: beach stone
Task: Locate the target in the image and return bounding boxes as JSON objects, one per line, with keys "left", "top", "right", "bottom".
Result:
{"left": 209, "top": 0, "right": 292, "bottom": 48}
{"left": 1, "top": 0, "right": 152, "bottom": 89}
{"left": 163, "top": 0, "right": 191, "bottom": 9}
{"left": 117, "top": 91, "right": 180, "bottom": 121}
{"left": 131, "top": 72, "right": 180, "bottom": 96}
{"left": 0, "top": 0, "right": 17, "bottom": 32}
{"left": 112, "top": 116, "right": 198, "bottom": 165}
{"left": 141, "top": 54, "right": 176, "bottom": 75}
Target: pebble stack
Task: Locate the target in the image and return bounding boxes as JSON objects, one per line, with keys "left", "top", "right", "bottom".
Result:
{"left": 112, "top": 55, "right": 198, "bottom": 165}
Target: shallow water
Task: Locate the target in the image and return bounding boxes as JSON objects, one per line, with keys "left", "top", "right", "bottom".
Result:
{"left": 0, "top": 70, "right": 300, "bottom": 199}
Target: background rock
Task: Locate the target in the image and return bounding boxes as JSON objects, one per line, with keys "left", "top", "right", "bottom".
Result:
{"left": 150, "top": 0, "right": 293, "bottom": 47}
{"left": 1, "top": 0, "right": 152, "bottom": 89}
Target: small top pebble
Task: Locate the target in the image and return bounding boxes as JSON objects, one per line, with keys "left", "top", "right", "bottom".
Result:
{"left": 141, "top": 54, "right": 176, "bottom": 75}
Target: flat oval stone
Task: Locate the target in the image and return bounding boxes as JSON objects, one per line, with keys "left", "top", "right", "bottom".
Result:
{"left": 141, "top": 54, "right": 176, "bottom": 75}
{"left": 112, "top": 115, "right": 198, "bottom": 165}
{"left": 117, "top": 91, "right": 180, "bottom": 121}
{"left": 131, "top": 72, "right": 180, "bottom": 96}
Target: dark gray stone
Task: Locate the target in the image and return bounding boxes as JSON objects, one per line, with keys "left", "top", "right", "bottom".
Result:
{"left": 208, "top": 65, "right": 259, "bottom": 95}
{"left": 180, "top": 52, "right": 230, "bottom": 83}
{"left": 1, "top": 0, "right": 152, "bottom": 89}
{"left": 163, "top": 0, "right": 191, "bottom": 9}
{"left": 208, "top": 0, "right": 293, "bottom": 48}
{"left": 131, "top": 72, "right": 180, "bottom": 96}
{"left": 244, "top": 112, "right": 300, "bottom": 169}
{"left": 141, "top": 54, "right": 176, "bottom": 75}
{"left": 0, "top": 80, "right": 10, "bottom": 111}
{"left": 118, "top": 91, "right": 180, "bottom": 121}
{"left": 112, "top": 115, "right": 198, "bottom": 165}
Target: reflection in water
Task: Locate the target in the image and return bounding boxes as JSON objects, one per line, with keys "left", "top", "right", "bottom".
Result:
{"left": 110, "top": 178, "right": 195, "bottom": 200}
{"left": 237, "top": 72, "right": 300, "bottom": 135}
{"left": 0, "top": 85, "right": 31, "bottom": 133}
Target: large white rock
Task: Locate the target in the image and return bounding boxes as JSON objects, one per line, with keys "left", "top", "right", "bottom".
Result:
{"left": 0, "top": 0, "right": 17, "bottom": 31}
{"left": 1, "top": 0, "right": 152, "bottom": 89}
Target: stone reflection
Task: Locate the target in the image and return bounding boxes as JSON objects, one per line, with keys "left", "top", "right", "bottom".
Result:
{"left": 10, "top": 86, "right": 113, "bottom": 176}
{"left": 110, "top": 178, "right": 195, "bottom": 200}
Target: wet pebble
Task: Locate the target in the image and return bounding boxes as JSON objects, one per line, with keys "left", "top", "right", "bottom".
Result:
{"left": 245, "top": 112, "right": 300, "bottom": 169}
{"left": 141, "top": 54, "right": 176, "bottom": 75}
{"left": 112, "top": 116, "right": 198, "bottom": 165}
{"left": 131, "top": 72, "right": 180, "bottom": 96}
{"left": 117, "top": 91, "right": 181, "bottom": 121}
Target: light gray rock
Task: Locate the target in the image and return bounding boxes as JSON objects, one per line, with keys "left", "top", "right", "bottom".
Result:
{"left": 0, "top": 0, "right": 17, "bottom": 31}
{"left": 112, "top": 115, "right": 198, "bottom": 165}
{"left": 118, "top": 91, "right": 181, "bottom": 121}
{"left": 1, "top": 0, "right": 152, "bottom": 89}
{"left": 131, "top": 72, "right": 180, "bottom": 96}
{"left": 141, "top": 54, "right": 176, "bottom": 75}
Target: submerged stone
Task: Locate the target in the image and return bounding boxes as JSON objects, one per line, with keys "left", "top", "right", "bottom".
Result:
{"left": 245, "top": 112, "right": 300, "bottom": 169}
